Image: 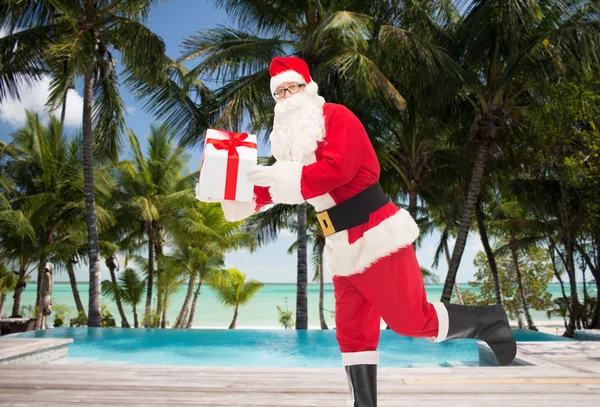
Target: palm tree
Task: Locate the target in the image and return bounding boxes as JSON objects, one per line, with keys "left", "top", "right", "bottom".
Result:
{"left": 295, "top": 203, "right": 308, "bottom": 329}
{"left": 116, "top": 124, "right": 197, "bottom": 326}
{"left": 0, "top": 263, "right": 17, "bottom": 315}
{"left": 0, "top": 203, "right": 36, "bottom": 317}
{"left": 287, "top": 207, "right": 328, "bottom": 329}
{"left": 153, "top": 254, "right": 187, "bottom": 328}
{"left": 100, "top": 242, "right": 130, "bottom": 328}
{"left": 486, "top": 198, "right": 549, "bottom": 330}
{"left": 1, "top": 112, "right": 113, "bottom": 321}
{"left": 102, "top": 267, "right": 146, "bottom": 328}
{"left": 164, "top": 200, "right": 251, "bottom": 329}
{"left": 0, "top": 1, "right": 207, "bottom": 326}
{"left": 439, "top": 0, "right": 600, "bottom": 303}
{"left": 178, "top": 0, "right": 428, "bottom": 329}
{"left": 211, "top": 268, "right": 263, "bottom": 329}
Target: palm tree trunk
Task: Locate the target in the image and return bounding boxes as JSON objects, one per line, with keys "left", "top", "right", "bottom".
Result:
{"left": 475, "top": 197, "right": 502, "bottom": 305}
{"left": 549, "top": 240, "right": 569, "bottom": 299}
{"left": 144, "top": 223, "right": 154, "bottom": 327}
{"left": 516, "top": 308, "right": 525, "bottom": 329}
{"left": 510, "top": 246, "right": 537, "bottom": 330}
{"left": 592, "top": 234, "right": 600, "bottom": 329}
{"left": 106, "top": 257, "right": 130, "bottom": 328}
{"left": 34, "top": 259, "right": 47, "bottom": 329}
{"left": 229, "top": 305, "right": 239, "bottom": 329}
{"left": 133, "top": 305, "right": 139, "bottom": 328}
{"left": 67, "top": 261, "right": 86, "bottom": 316}
{"left": 60, "top": 59, "right": 69, "bottom": 127}
{"left": 60, "top": 91, "right": 68, "bottom": 126}
{"left": 156, "top": 288, "right": 163, "bottom": 327}
{"left": 582, "top": 266, "right": 589, "bottom": 329}
{"left": 161, "top": 300, "right": 167, "bottom": 329}
{"left": 35, "top": 258, "right": 44, "bottom": 309}
{"left": 441, "top": 141, "right": 490, "bottom": 303}
{"left": 559, "top": 183, "right": 580, "bottom": 337}
{"left": 573, "top": 238, "right": 600, "bottom": 328}
{"left": 186, "top": 281, "right": 202, "bottom": 329}
{"left": 154, "top": 223, "right": 164, "bottom": 328}
{"left": 83, "top": 68, "right": 102, "bottom": 328}
{"left": 596, "top": 237, "right": 600, "bottom": 329}
{"left": 443, "top": 240, "right": 463, "bottom": 305}
{"left": 408, "top": 190, "right": 418, "bottom": 222}
{"left": 296, "top": 203, "right": 308, "bottom": 329}
{"left": 593, "top": 269, "right": 600, "bottom": 329}
{"left": 318, "top": 241, "right": 328, "bottom": 329}
{"left": 174, "top": 271, "right": 196, "bottom": 329}
{"left": 0, "top": 292, "right": 6, "bottom": 315}
{"left": 11, "top": 271, "right": 26, "bottom": 317}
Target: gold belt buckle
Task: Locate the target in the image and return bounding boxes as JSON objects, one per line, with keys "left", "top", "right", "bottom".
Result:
{"left": 316, "top": 211, "right": 336, "bottom": 237}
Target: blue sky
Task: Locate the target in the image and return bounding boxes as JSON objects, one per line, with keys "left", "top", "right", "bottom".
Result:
{"left": 0, "top": 0, "right": 485, "bottom": 285}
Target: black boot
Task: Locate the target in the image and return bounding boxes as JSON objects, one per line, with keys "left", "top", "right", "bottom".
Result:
{"left": 345, "top": 364, "right": 377, "bottom": 407}
{"left": 445, "top": 303, "right": 517, "bottom": 366}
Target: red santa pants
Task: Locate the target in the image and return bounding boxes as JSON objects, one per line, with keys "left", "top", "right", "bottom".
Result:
{"left": 333, "top": 245, "right": 441, "bottom": 359}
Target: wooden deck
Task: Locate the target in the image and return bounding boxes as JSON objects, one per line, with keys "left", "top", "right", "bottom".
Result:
{"left": 1, "top": 341, "right": 599, "bottom": 406}
{"left": 0, "top": 363, "right": 599, "bottom": 406}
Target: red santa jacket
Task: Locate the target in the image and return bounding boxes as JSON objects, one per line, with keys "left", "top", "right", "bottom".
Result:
{"left": 252, "top": 103, "right": 419, "bottom": 277}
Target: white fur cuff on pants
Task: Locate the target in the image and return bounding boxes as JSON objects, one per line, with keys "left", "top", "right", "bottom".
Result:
{"left": 429, "top": 302, "right": 449, "bottom": 342}
{"left": 342, "top": 351, "right": 379, "bottom": 366}
{"left": 268, "top": 160, "right": 305, "bottom": 204}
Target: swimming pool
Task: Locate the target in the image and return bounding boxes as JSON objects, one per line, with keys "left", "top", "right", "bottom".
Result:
{"left": 14, "top": 328, "right": 570, "bottom": 367}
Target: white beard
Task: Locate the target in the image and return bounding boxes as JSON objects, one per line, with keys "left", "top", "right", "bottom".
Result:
{"left": 270, "top": 84, "right": 326, "bottom": 164}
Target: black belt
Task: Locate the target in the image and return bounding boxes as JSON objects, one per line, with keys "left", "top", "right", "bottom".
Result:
{"left": 316, "top": 183, "right": 389, "bottom": 237}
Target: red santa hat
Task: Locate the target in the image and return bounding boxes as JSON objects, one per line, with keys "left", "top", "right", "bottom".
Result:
{"left": 269, "top": 56, "right": 313, "bottom": 95}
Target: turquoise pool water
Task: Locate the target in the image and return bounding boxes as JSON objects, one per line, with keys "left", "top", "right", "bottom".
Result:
{"left": 14, "top": 328, "right": 571, "bottom": 367}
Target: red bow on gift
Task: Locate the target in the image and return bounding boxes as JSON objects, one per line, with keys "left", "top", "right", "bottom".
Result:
{"left": 207, "top": 131, "right": 257, "bottom": 200}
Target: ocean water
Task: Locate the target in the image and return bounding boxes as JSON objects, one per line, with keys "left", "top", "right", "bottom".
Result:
{"left": 2, "top": 283, "right": 594, "bottom": 328}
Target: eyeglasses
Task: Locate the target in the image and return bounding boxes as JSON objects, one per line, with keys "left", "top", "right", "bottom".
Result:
{"left": 273, "top": 83, "right": 306, "bottom": 99}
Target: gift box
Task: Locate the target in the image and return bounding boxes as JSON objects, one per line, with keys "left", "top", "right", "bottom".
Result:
{"left": 195, "top": 129, "right": 257, "bottom": 203}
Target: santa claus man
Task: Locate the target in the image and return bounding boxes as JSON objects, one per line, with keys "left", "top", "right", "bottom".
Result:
{"left": 217, "top": 56, "right": 516, "bottom": 407}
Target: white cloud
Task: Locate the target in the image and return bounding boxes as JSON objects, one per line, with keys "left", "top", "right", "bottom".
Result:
{"left": 126, "top": 106, "right": 136, "bottom": 115}
{"left": 0, "top": 76, "right": 83, "bottom": 128}
{"left": 280, "top": 229, "right": 295, "bottom": 238}
{"left": 469, "top": 232, "right": 484, "bottom": 253}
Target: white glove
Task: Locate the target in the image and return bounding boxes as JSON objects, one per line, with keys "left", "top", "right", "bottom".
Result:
{"left": 246, "top": 165, "right": 275, "bottom": 187}
{"left": 246, "top": 161, "right": 304, "bottom": 204}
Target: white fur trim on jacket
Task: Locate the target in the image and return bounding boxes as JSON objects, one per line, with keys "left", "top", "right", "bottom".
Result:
{"left": 324, "top": 208, "right": 420, "bottom": 277}
{"left": 270, "top": 70, "right": 308, "bottom": 95}
{"left": 220, "top": 200, "right": 256, "bottom": 222}
{"left": 429, "top": 302, "right": 449, "bottom": 343}
{"left": 268, "top": 160, "right": 305, "bottom": 204}
{"left": 342, "top": 351, "right": 379, "bottom": 366}
{"left": 307, "top": 192, "right": 336, "bottom": 212}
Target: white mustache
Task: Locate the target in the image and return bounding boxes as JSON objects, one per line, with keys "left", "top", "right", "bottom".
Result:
{"left": 274, "top": 93, "right": 309, "bottom": 115}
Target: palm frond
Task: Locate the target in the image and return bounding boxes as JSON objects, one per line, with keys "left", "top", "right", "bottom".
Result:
{"left": 0, "top": 25, "right": 54, "bottom": 102}
{"left": 326, "top": 51, "right": 406, "bottom": 111}
{"left": 244, "top": 203, "right": 296, "bottom": 245}
{"left": 238, "top": 279, "right": 263, "bottom": 305}
{"left": 93, "top": 68, "right": 126, "bottom": 163}
{"left": 180, "top": 27, "right": 288, "bottom": 83}
{"left": 0, "top": 0, "right": 63, "bottom": 31}
{"left": 106, "top": 15, "right": 168, "bottom": 81}
{"left": 214, "top": 0, "right": 303, "bottom": 36}
{"left": 126, "top": 58, "right": 212, "bottom": 147}
{"left": 110, "top": 0, "right": 157, "bottom": 21}
{"left": 312, "top": 11, "right": 373, "bottom": 51}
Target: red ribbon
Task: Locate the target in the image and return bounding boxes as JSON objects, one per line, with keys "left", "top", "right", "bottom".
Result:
{"left": 207, "top": 131, "right": 257, "bottom": 200}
